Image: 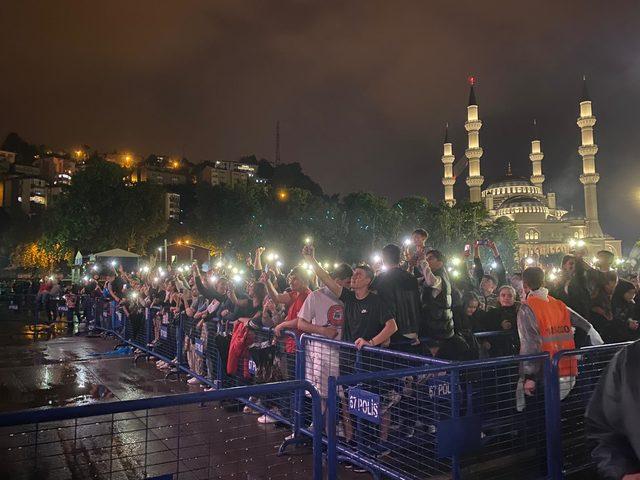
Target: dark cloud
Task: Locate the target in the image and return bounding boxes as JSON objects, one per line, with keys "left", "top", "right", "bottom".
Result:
{"left": 1, "top": 0, "right": 639, "bottom": 246}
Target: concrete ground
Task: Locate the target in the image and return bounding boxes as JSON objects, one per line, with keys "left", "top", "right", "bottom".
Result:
{"left": 0, "top": 309, "right": 362, "bottom": 479}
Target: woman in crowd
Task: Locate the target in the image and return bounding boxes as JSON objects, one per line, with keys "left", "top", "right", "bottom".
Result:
{"left": 589, "top": 271, "right": 619, "bottom": 343}
{"left": 480, "top": 285, "right": 521, "bottom": 357}
{"left": 452, "top": 292, "right": 483, "bottom": 359}
{"left": 611, "top": 279, "right": 640, "bottom": 342}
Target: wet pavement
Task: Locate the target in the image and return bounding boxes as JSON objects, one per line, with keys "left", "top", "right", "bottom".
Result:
{"left": 0, "top": 308, "right": 363, "bottom": 479}
{"left": 0, "top": 317, "right": 192, "bottom": 412}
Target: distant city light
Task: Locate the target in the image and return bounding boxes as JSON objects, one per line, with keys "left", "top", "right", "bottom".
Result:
{"left": 277, "top": 189, "right": 289, "bottom": 202}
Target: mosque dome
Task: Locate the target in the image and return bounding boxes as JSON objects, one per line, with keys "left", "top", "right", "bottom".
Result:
{"left": 486, "top": 175, "right": 533, "bottom": 190}
{"left": 496, "top": 195, "right": 549, "bottom": 216}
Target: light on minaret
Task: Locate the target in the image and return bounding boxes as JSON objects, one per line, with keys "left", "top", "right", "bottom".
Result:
{"left": 441, "top": 123, "right": 456, "bottom": 206}
{"left": 577, "top": 76, "right": 603, "bottom": 237}
{"left": 465, "top": 76, "right": 484, "bottom": 202}
{"left": 529, "top": 119, "right": 545, "bottom": 190}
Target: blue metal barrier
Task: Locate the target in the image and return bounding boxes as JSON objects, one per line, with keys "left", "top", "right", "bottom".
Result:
{"left": 0, "top": 380, "right": 324, "bottom": 479}
{"left": 547, "top": 342, "right": 631, "bottom": 479}
{"left": 25, "top": 295, "right": 633, "bottom": 480}
{"left": 326, "top": 353, "right": 551, "bottom": 480}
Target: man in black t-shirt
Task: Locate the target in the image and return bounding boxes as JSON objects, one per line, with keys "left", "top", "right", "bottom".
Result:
{"left": 303, "top": 245, "right": 397, "bottom": 349}
{"left": 303, "top": 244, "right": 398, "bottom": 453}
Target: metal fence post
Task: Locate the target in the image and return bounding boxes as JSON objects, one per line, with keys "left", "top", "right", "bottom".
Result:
{"left": 544, "top": 355, "right": 563, "bottom": 480}
{"left": 305, "top": 382, "right": 324, "bottom": 479}
{"left": 450, "top": 368, "right": 461, "bottom": 480}
{"left": 176, "top": 313, "right": 184, "bottom": 372}
{"left": 327, "top": 376, "right": 338, "bottom": 480}
{"left": 294, "top": 334, "right": 305, "bottom": 436}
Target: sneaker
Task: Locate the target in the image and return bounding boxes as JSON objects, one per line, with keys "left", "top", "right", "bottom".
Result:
{"left": 257, "top": 408, "right": 281, "bottom": 424}
{"left": 352, "top": 465, "right": 367, "bottom": 473}
{"left": 203, "top": 387, "right": 215, "bottom": 392}
{"left": 284, "top": 432, "right": 295, "bottom": 441}
{"left": 187, "top": 377, "right": 200, "bottom": 385}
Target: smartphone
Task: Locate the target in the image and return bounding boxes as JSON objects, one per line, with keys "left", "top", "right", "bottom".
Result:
{"left": 477, "top": 239, "right": 489, "bottom": 246}
{"left": 464, "top": 244, "right": 471, "bottom": 255}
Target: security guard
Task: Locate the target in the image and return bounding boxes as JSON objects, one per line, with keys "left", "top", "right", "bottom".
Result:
{"left": 517, "top": 267, "right": 602, "bottom": 401}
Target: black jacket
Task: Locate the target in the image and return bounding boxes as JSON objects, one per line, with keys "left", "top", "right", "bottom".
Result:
{"left": 421, "top": 268, "right": 454, "bottom": 340}
{"left": 586, "top": 341, "right": 640, "bottom": 479}
{"left": 373, "top": 267, "right": 420, "bottom": 339}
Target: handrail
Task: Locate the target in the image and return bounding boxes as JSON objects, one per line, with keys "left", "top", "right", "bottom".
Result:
{"left": 551, "top": 341, "right": 631, "bottom": 370}
{"left": 333, "top": 352, "right": 550, "bottom": 386}
{"left": 0, "top": 380, "right": 315, "bottom": 427}
{"left": 299, "top": 333, "right": 452, "bottom": 365}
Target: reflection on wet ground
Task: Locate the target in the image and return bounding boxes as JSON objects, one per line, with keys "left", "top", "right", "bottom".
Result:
{"left": 0, "top": 308, "right": 362, "bottom": 479}
{"left": 0, "top": 313, "right": 191, "bottom": 412}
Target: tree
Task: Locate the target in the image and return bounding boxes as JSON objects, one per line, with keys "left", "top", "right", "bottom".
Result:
{"left": 393, "top": 196, "right": 434, "bottom": 238}
{"left": 10, "top": 239, "right": 71, "bottom": 273}
{"left": 45, "top": 157, "right": 167, "bottom": 254}
{"left": 1, "top": 132, "right": 42, "bottom": 164}
{"left": 340, "top": 192, "right": 399, "bottom": 262}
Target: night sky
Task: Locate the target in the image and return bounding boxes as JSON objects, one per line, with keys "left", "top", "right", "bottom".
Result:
{"left": 2, "top": 1, "right": 639, "bottom": 248}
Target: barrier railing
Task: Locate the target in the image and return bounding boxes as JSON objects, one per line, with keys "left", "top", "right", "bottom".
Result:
{"left": 546, "top": 341, "right": 631, "bottom": 479}
{"left": 325, "top": 353, "right": 553, "bottom": 480}
{"left": 0, "top": 380, "right": 323, "bottom": 479}
{"left": 8, "top": 294, "right": 634, "bottom": 479}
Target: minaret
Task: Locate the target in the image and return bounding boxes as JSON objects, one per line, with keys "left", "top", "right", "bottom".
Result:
{"left": 529, "top": 119, "right": 545, "bottom": 191}
{"left": 441, "top": 123, "right": 456, "bottom": 206}
{"left": 577, "top": 77, "right": 603, "bottom": 237}
{"left": 465, "top": 77, "right": 484, "bottom": 202}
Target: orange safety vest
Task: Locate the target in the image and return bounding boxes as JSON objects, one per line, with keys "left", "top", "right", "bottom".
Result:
{"left": 527, "top": 295, "right": 578, "bottom": 377}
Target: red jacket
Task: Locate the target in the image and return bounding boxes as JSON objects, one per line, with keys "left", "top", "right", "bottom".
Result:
{"left": 227, "top": 321, "right": 254, "bottom": 378}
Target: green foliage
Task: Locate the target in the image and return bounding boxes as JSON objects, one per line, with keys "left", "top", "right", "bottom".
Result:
{"left": 187, "top": 185, "right": 517, "bottom": 267}
{"left": 6, "top": 151, "right": 517, "bottom": 268}
{"left": 45, "top": 158, "right": 168, "bottom": 254}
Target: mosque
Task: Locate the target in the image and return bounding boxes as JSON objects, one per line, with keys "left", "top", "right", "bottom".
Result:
{"left": 440, "top": 79, "right": 622, "bottom": 260}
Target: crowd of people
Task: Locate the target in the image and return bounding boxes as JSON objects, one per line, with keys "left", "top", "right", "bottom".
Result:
{"left": 12, "top": 230, "right": 639, "bottom": 373}
{"left": 6, "top": 230, "right": 640, "bottom": 474}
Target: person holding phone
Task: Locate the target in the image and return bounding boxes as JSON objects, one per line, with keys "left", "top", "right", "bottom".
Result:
{"left": 473, "top": 239, "right": 506, "bottom": 311}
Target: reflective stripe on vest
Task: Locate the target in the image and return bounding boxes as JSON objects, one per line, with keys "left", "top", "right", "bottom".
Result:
{"left": 527, "top": 295, "right": 578, "bottom": 377}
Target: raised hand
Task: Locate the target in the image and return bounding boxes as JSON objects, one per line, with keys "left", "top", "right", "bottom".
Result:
{"left": 302, "top": 244, "right": 315, "bottom": 261}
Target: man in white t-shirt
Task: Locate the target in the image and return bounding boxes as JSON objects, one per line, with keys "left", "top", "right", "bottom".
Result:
{"left": 298, "top": 264, "right": 353, "bottom": 400}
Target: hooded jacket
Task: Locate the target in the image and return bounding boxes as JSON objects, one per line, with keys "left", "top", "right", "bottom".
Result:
{"left": 586, "top": 341, "right": 640, "bottom": 479}
{"left": 373, "top": 267, "right": 420, "bottom": 341}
